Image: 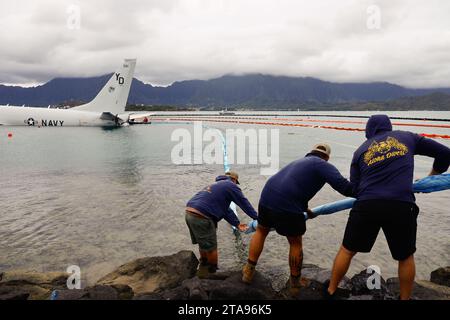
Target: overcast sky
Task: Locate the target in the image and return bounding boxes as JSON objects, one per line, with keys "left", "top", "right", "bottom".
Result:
{"left": 1, "top": 0, "right": 449, "bottom": 88}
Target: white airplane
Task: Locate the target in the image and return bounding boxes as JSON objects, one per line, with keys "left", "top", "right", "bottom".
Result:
{"left": 0, "top": 59, "right": 137, "bottom": 127}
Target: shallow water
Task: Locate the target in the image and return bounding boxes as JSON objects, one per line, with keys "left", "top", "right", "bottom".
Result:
{"left": 0, "top": 111, "right": 449, "bottom": 289}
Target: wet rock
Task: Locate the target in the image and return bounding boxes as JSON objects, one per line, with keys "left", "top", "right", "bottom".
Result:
{"left": 386, "top": 278, "right": 450, "bottom": 300}
{"left": 109, "top": 284, "right": 135, "bottom": 300}
{"left": 278, "top": 278, "right": 324, "bottom": 300}
{"left": 0, "top": 287, "right": 30, "bottom": 300}
{"left": 53, "top": 289, "right": 87, "bottom": 300}
{"left": 0, "top": 271, "right": 68, "bottom": 300}
{"left": 350, "top": 269, "right": 393, "bottom": 300}
{"left": 207, "top": 271, "right": 278, "bottom": 300}
{"left": 346, "top": 295, "right": 374, "bottom": 300}
{"left": 97, "top": 250, "right": 198, "bottom": 296}
{"left": 430, "top": 267, "right": 450, "bottom": 287}
{"left": 136, "top": 271, "right": 279, "bottom": 300}
{"left": 3, "top": 252, "right": 448, "bottom": 301}
{"left": 278, "top": 264, "right": 351, "bottom": 300}
{"left": 55, "top": 284, "right": 134, "bottom": 300}
{"left": 302, "top": 264, "right": 351, "bottom": 288}
{"left": 182, "top": 277, "right": 209, "bottom": 300}
{"left": 134, "top": 287, "right": 190, "bottom": 300}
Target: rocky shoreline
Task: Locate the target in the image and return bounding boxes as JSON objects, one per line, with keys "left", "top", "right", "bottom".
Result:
{"left": 1, "top": 251, "right": 449, "bottom": 300}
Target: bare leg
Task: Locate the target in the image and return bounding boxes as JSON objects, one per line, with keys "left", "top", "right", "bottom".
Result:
{"left": 242, "top": 225, "right": 270, "bottom": 284}
{"left": 287, "top": 236, "right": 303, "bottom": 277}
{"left": 398, "top": 254, "right": 415, "bottom": 300}
{"left": 328, "top": 245, "right": 356, "bottom": 294}
{"left": 206, "top": 249, "right": 218, "bottom": 272}
{"left": 199, "top": 250, "right": 208, "bottom": 263}
{"left": 248, "top": 225, "right": 271, "bottom": 264}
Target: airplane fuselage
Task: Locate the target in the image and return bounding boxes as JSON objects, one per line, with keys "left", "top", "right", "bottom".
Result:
{"left": 0, "top": 106, "right": 117, "bottom": 127}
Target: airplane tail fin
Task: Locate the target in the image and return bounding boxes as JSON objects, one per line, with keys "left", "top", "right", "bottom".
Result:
{"left": 73, "top": 59, "right": 136, "bottom": 114}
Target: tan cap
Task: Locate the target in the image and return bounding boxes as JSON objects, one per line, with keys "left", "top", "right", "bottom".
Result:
{"left": 312, "top": 143, "right": 331, "bottom": 157}
{"left": 225, "top": 171, "right": 240, "bottom": 184}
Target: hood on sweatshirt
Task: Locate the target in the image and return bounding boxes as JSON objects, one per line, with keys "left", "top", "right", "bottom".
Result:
{"left": 215, "top": 175, "right": 231, "bottom": 182}
{"left": 365, "top": 114, "right": 393, "bottom": 139}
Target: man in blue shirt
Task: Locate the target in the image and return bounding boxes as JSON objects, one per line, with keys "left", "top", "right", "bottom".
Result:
{"left": 324, "top": 114, "right": 450, "bottom": 300}
{"left": 186, "top": 171, "right": 258, "bottom": 278}
{"left": 242, "top": 143, "right": 355, "bottom": 295}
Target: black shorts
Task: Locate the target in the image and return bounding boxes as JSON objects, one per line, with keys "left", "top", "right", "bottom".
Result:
{"left": 342, "top": 200, "right": 419, "bottom": 261}
{"left": 257, "top": 205, "right": 306, "bottom": 237}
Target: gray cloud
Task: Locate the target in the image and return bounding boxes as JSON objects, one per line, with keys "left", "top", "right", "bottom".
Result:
{"left": 1, "top": 0, "right": 449, "bottom": 88}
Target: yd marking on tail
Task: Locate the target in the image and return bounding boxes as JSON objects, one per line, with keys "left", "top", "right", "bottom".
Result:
{"left": 115, "top": 73, "right": 125, "bottom": 85}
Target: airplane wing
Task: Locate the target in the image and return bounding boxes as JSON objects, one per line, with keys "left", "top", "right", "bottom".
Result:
{"left": 100, "top": 112, "right": 153, "bottom": 125}
{"left": 100, "top": 112, "right": 128, "bottom": 125}
{"left": 127, "top": 112, "right": 154, "bottom": 124}
{"left": 100, "top": 112, "right": 117, "bottom": 121}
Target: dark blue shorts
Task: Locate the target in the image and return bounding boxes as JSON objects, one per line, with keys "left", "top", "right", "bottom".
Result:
{"left": 343, "top": 200, "right": 419, "bottom": 261}
{"left": 257, "top": 205, "right": 306, "bottom": 237}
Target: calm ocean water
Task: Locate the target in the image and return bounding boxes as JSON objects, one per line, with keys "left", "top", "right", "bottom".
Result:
{"left": 0, "top": 111, "right": 449, "bottom": 289}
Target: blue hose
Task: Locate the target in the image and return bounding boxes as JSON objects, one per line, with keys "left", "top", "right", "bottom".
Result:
{"left": 413, "top": 173, "right": 450, "bottom": 193}
{"left": 245, "top": 173, "right": 450, "bottom": 234}
{"left": 203, "top": 125, "right": 239, "bottom": 230}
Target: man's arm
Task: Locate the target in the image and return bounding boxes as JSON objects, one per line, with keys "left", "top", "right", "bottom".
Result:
{"left": 224, "top": 208, "right": 240, "bottom": 227}
{"left": 306, "top": 208, "right": 317, "bottom": 219}
{"left": 317, "top": 161, "right": 355, "bottom": 197}
{"left": 415, "top": 135, "right": 450, "bottom": 174}
{"left": 228, "top": 184, "right": 258, "bottom": 220}
{"left": 350, "top": 152, "right": 361, "bottom": 189}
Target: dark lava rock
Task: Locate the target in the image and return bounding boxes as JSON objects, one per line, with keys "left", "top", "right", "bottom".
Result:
{"left": 350, "top": 269, "right": 394, "bottom": 300}
{"left": 430, "top": 267, "right": 450, "bottom": 287}
{"left": 207, "top": 271, "right": 277, "bottom": 300}
{"left": 134, "top": 286, "right": 190, "bottom": 300}
{"left": 55, "top": 284, "right": 134, "bottom": 300}
{"left": 278, "top": 264, "right": 351, "bottom": 300}
{"left": 278, "top": 278, "right": 324, "bottom": 300}
{"left": 97, "top": 250, "right": 198, "bottom": 296}
{"left": 0, "top": 287, "right": 30, "bottom": 300}
{"left": 386, "top": 277, "right": 450, "bottom": 300}
{"left": 0, "top": 271, "right": 68, "bottom": 300}
{"left": 136, "top": 270, "right": 278, "bottom": 300}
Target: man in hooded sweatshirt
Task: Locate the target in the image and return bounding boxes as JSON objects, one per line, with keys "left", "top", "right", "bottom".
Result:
{"left": 242, "top": 143, "right": 355, "bottom": 295}
{"left": 324, "top": 114, "right": 450, "bottom": 300}
{"left": 185, "top": 171, "right": 258, "bottom": 278}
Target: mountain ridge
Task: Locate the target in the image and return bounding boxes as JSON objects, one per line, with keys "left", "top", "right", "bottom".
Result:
{"left": 1, "top": 73, "right": 450, "bottom": 109}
